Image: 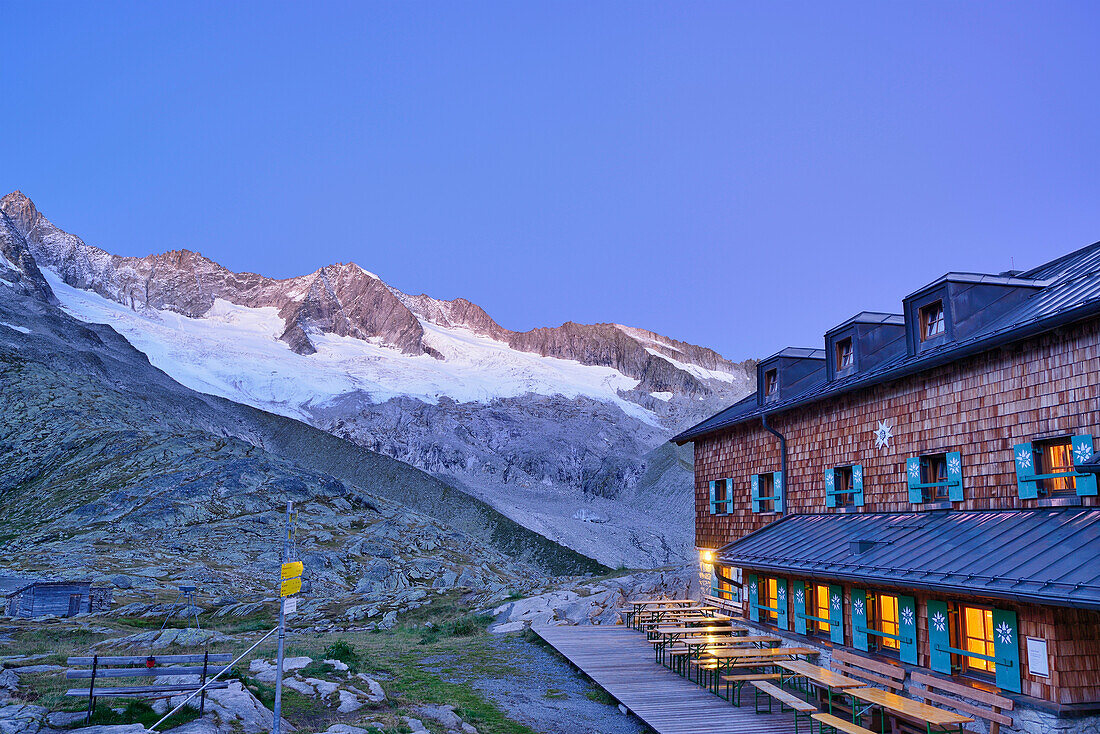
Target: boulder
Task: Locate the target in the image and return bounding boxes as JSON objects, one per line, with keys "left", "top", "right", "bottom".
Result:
{"left": 204, "top": 681, "right": 293, "bottom": 733}
{"left": 335, "top": 690, "right": 362, "bottom": 713}
{"left": 110, "top": 575, "right": 132, "bottom": 589}
{"left": 354, "top": 674, "right": 386, "bottom": 703}
{"left": 65, "top": 726, "right": 147, "bottom": 734}
{"left": 47, "top": 712, "right": 88, "bottom": 727}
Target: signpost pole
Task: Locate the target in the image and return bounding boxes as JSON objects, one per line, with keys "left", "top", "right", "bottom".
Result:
{"left": 272, "top": 500, "right": 293, "bottom": 734}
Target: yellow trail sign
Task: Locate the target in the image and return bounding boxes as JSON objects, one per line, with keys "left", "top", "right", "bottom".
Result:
{"left": 281, "top": 561, "right": 304, "bottom": 580}
{"left": 280, "top": 577, "right": 302, "bottom": 597}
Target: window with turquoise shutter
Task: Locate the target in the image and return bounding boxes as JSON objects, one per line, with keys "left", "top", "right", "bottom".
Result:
{"left": 1014, "top": 434, "right": 1096, "bottom": 499}
{"left": 708, "top": 478, "right": 735, "bottom": 514}
{"left": 927, "top": 602, "right": 1022, "bottom": 694}
{"left": 792, "top": 581, "right": 808, "bottom": 635}
{"left": 826, "top": 465, "right": 863, "bottom": 507}
{"left": 851, "top": 588, "right": 868, "bottom": 651}
{"left": 751, "top": 472, "right": 783, "bottom": 513}
{"left": 907, "top": 451, "right": 963, "bottom": 503}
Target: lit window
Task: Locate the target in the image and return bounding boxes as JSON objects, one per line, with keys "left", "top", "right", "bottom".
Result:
{"left": 758, "top": 473, "right": 775, "bottom": 513}
{"left": 953, "top": 605, "right": 996, "bottom": 676}
{"left": 764, "top": 369, "right": 779, "bottom": 399}
{"left": 760, "top": 577, "right": 779, "bottom": 624}
{"left": 836, "top": 338, "right": 854, "bottom": 370}
{"left": 833, "top": 466, "right": 854, "bottom": 508}
{"left": 1035, "top": 437, "right": 1076, "bottom": 496}
{"left": 869, "top": 593, "right": 900, "bottom": 652}
{"left": 921, "top": 453, "right": 949, "bottom": 501}
{"left": 812, "top": 584, "right": 831, "bottom": 635}
{"left": 920, "top": 301, "right": 945, "bottom": 340}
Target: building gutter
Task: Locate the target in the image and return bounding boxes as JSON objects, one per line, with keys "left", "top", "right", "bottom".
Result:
{"left": 760, "top": 413, "right": 787, "bottom": 516}
{"left": 724, "top": 559, "right": 1100, "bottom": 612}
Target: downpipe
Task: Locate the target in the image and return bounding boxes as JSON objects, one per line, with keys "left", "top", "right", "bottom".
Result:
{"left": 761, "top": 413, "right": 787, "bottom": 516}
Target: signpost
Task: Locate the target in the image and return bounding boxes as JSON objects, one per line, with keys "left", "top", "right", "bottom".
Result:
{"left": 272, "top": 501, "right": 301, "bottom": 734}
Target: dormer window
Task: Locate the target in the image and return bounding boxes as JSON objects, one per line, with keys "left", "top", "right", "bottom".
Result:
{"left": 920, "top": 301, "right": 946, "bottom": 341}
{"left": 764, "top": 369, "right": 779, "bottom": 401}
{"left": 836, "top": 338, "right": 854, "bottom": 370}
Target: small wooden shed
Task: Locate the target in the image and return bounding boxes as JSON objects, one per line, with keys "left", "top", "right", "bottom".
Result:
{"left": 0, "top": 577, "right": 109, "bottom": 618}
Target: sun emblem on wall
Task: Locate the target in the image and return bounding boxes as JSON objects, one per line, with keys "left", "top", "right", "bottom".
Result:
{"left": 874, "top": 420, "right": 894, "bottom": 449}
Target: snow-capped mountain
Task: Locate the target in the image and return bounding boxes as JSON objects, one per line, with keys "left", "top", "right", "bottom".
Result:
{"left": 1, "top": 191, "right": 755, "bottom": 567}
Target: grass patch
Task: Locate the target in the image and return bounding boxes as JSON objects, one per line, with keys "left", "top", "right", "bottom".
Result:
{"left": 324, "top": 639, "right": 362, "bottom": 673}
{"left": 66, "top": 701, "right": 200, "bottom": 730}
{"left": 542, "top": 688, "right": 567, "bottom": 700}
{"left": 584, "top": 687, "right": 616, "bottom": 706}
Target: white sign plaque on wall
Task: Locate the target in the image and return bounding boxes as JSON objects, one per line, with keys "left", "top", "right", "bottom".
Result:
{"left": 1026, "top": 637, "right": 1049, "bottom": 678}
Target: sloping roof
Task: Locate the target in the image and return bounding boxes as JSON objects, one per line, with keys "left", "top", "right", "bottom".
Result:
{"left": 672, "top": 241, "right": 1100, "bottom": 444}
{"left": 0, "top": 577, "right": 43, "bottom": 596}
{"left": 718, "top": 509, "right": 1100, "bottom": 610}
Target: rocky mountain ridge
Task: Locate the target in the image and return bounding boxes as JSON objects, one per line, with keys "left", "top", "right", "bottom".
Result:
{"left": 0, "top": 190, "right": 751, "bottom": 398}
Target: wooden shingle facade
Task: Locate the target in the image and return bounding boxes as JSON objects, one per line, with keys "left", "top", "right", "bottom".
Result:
{"left": 673, "top": 242, "right": 1100, "bottom": 725}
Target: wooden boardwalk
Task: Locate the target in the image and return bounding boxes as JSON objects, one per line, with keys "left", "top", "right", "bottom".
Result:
{"left": 535, "top": 625, "right": 801, "bottom": 734}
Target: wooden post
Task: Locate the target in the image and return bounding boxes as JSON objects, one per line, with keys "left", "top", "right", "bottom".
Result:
{"left": 85, "top": 655, "right": 98, "bottom": 725}
{"left": 199, "top": 651, "right": 209, "bottom": 716}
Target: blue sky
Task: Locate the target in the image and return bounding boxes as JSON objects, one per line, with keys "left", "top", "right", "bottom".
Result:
{"left": 3, "top": 2, "right": 1098, "bottom": 360}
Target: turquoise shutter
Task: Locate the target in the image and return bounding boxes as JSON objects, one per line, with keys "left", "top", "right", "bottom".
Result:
{"left": 776, "top": 579, "right": 789, "bottom": 631}
{"left": 748, "top": 574, "right": 759, "bottom": 622}
{"left": 1014, "top": 443, "right": 1038, "bottom": 499}
{"left": 708, "top": 480, "right": 717, "bottom": 514}
{"left": 1073, "top": 435, "right": 1097, "bottom": 496}
{"left": 992, "top": 608, "right": 1022, "bottom": 694}
{"left": 898, "top": 594, "right": 917, "bottom": 665}
{"left": 773, "top": 471, "right": 784, "bottom": 513}
{"left": 792, "top": 581, "right": 807, "bottom": 634}
{"left": 825, "top": 469, "right": 836, "bottom": 508}
{"left": 751, "top": 474, "right": 761, "bottom": 513}
{"left": 710, "top": 568, "right": 719, "bottom": 596}
{"left": 853, "top": 464, "right": 865, "bottom": 507}
{"left": 725, "top": 478, "right": 735, "bottom": 513}
{"left": 906, "top": 457, "right": 923, "bottom": 504}
{"left": 946, "top": 451, "right": 964, "bottom": 502}
{"left": 927, "top": 600, "right": 952, "bottom": 674}
{"left": 852, "top": 588, "right": 869, "bottom": 651}
{"left": 829, "top": 585, "right": 844, "bottom": 644}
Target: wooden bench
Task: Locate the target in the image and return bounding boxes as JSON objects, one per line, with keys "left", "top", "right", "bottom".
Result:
{"left": 720, "top": 672, "right": 779, "bottom": 706}
{"left": 827, "top": 649, "right": 906, "bottom": 726}
{"left": 66, "top": 653, "right": 233, "bottom": 724}
{"left": 812, "top": 712, "right": 877, "bottom": 734}
{"left": 831, "top": 649, "right": 906, "bottom": 692}
{"left": 749, "top": 680, "right": 816, "bottom": 733}
{"left": 909, "top": 672, "right": 1014, "bottom": 734}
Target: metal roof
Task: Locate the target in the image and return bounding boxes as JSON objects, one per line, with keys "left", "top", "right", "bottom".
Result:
{"left": 718, "top": 509, "right": 1100, "bottom": 610}
{"left": 761, "top": 347, "right": 826, "bottom": 362}
{"left": 903, "top": 271, "right": 1049, "bottom": 299}
{"left": 825, "top": 312, "right": 905, "bottom": 335}
{"left": 0, "top": 577, "right": 44, "bottom": 596}
{"left": 672, "top": 241, "right": 1100, "bottom": 444}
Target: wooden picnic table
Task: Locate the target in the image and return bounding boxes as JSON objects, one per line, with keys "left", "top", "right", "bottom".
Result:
{"left": 700, "top": 647, "right": 817, "bottom": 695}
{"left": 630, "top": 599, "right": 694, "bottom": 608}
{"left": 624, "top": 598, "right": 695, "bottom": 628}
{"left": 842, "top": 685, "right": 974, "bottom": 734}
{"left": 650, "top": 625, "right": 746, "bottom": 637}
{"left": 633, "top": 604, "right": 717, "bottom": 630}
{"left": 776, "top": 659, "right": 866, "bottom": 714}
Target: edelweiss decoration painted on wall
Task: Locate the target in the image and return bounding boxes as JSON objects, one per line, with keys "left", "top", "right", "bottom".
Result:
{"left": 873, "top": 420, "right": 893, "bottom": 449}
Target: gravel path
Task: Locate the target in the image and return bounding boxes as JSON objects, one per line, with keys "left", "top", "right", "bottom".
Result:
{"left": 428, "top": 632, "right": 649, "bottom": 734}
